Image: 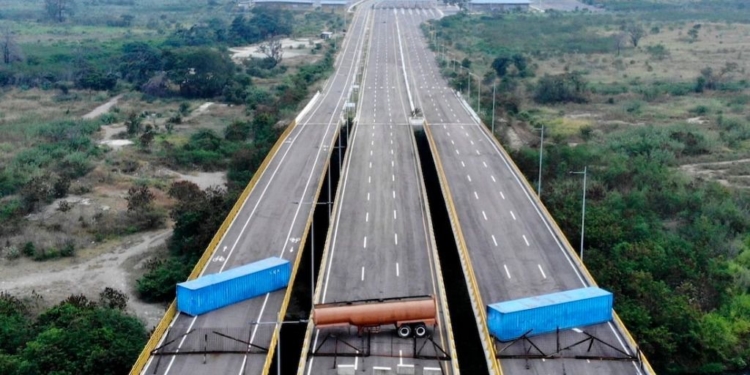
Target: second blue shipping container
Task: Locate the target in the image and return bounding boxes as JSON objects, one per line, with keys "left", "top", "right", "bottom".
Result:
{"left": 487, "top": 287, "right": 613, "bottom": 341}
{"left": 177, "top": 257, "right": 291, "bottom": 316}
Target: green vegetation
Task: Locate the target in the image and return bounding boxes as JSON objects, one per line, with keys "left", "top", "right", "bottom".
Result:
{"left": 432, "top": 1, "right": 750, "bottom": 373}
{"left": 0, "top": 290, "right": 147, "bottom": 375}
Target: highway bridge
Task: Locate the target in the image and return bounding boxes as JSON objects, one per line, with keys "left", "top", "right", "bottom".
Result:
{"left": 297, "top": 5, "right": 458, "bottom": 375}
{"left": 131, "top": 1, "right": 654, "bottom": 374}
{"left": 397, "top": 5, "right": 655, "bottom": 375}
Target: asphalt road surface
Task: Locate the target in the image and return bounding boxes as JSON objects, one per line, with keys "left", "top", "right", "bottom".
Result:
{"left": 140, "top": 5, "right": 371, "bottom": 375}
{"left": 299, "top": 4, "right": 458, "bottom": 375}
{"left": 397, "top": 5, "right": 646, "bottom": 375}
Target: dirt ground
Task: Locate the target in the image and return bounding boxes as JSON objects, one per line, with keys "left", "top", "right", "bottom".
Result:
{"left": 0, "top": 230, "right": 171, "bottom": 328}
{"left": 229, "top": 37, "right": 326, "bottom": 62}
{"left": 533, "top": 0, "right": 601, "bottom": 12}
{"left": 1, "top": 94, "right": 231, "bottom": 328}
{"left": 680, "top": 158, "right": 750, "bottom": 189}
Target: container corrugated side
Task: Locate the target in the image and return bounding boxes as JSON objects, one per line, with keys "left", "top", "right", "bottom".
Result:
{"left": 176, "top": 257, "right": 291, "bottom": 316}
{"left": 486, "top": 287, "right": 613, "bottom": 341}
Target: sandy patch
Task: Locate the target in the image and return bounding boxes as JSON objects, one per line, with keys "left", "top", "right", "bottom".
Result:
{"left": 229, "top": 38, "right": 325, "bottom": 61}
{"left": 100, "top": 139, "right": 134, "bottom": 150}
{"left": 0, "top": 229, "right": 170, "bottom": 328}
{"left": 82, "top": 94, "right": 123, "bottom": 119}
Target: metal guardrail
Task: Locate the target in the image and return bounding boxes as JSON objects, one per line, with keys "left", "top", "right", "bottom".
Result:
{"left": 472, "top": 111, "right": 657, "bottom": 375}
{"left": 262, "top": 117, "right": 343, "bottom": 373}
{"left": 295, "top": 119, "right": 353, "bottom": 375}
{"left": 128, "top": 119, "right": 298, "bottom": 375}
{"left": 423, "top": 121, "right": 504, "bottom": 375}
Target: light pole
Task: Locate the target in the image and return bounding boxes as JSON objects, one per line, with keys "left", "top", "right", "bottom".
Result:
{"left": 249, "top": 320, "right": 308, "bottom": 375}
{"left": 491, "top": 83, "right": 496, "bottom": 134}
{"left": 537, "top": 125, "right": 544, "bottom": 196}
{"left": 569, "top": 167, "right": 587, "bottom": 262}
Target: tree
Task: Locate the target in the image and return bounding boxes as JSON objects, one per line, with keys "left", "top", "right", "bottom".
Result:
{"left": 44, "top": 0, "right": 76, "bottom": 22}
{"left": 492, "top": 55, "right": 512, "bottom": 77}
{"left": 224, "top": 120, "right": 251, "bottom": 141}
{"left": 139, "top": 124, "right": 155, "bottom": 150}
{"left": 125, "top": 111, "right": 143, "bottom": 136}
{"left": 688, "top": 24, "right": 701, "bottom": 42}
{"left": 125, "top": 185, "right": 154, "bottom": 213}
{"left": 461, "top": 57, "right": 471, "bottom": 68}
{"left": 164, "top": 47, "right": 235, "bottom": 98}
{"left": 613, "top": 32, "right": 628, "bottom": 56}
{"left": 627, "top": 23, "right": 646, "bottom": 47}
{"left": 257, "top": 38, "right": 283, "bottom": 67}
{"left": 533, "top": 72, "right": 589, "bottom": 104}
{"left": 119, "top": 42, "right": 163, "bottom": 85}
{"left": 1, "top": 27, "right": 23, "bottom": 65}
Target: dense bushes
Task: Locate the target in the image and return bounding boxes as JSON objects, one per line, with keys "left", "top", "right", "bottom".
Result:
{"left": 511, "top": 126, "right": 750, "bottom": 373}
{"left": 0, "top": 291, "right": 147, "bottom": 375}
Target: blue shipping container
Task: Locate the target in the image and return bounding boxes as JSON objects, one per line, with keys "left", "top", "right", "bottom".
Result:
{"left": 177, "top": 257, "right": 291, "bottom": 316}
{"left": 486, "top": 287, "right": 613, "bottom": 341}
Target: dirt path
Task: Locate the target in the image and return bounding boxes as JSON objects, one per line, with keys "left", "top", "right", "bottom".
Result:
{"left": 679, "top": 158, "right": 750, "bottom": 188}
{"left": 0, "top": 229, "right": 170, "bottom": 328}
{"left": 82, "top": 94, "right": 123, "bottom": 119}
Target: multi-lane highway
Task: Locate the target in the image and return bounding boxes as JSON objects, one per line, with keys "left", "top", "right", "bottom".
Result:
{"left": 396, "top": 4, "right": 649, "bottom": 375}
{"left": 139, "top": 4, "right": 371, "bottom": 375}
{"left": 298, "top": 4, "right": 458, "bottom": 375}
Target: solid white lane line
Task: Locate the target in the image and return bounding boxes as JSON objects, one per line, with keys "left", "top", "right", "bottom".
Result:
{"left": 523, "top": 235, "right": 530, "bottom": 246}
{"left": 510, "top": 211, "right": 516, "bottom": 220}
{"left": 482, "top": 211, "right": 488, "bottom": 221}
{"left": 504, "top": 264, "right": 511, "bottom": 279}
{"left": 492, "top": 235, "right": 498, "bottom": 247}
{"left": 538, "top": 264, "right": 547, "bottom": 279}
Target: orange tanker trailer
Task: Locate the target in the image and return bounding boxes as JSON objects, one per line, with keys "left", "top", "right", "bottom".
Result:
{"left": 312, "top": 295, "right": 437, "bottom": 338}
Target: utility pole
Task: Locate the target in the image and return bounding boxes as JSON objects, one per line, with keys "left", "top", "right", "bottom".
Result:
{"left": 491, "top": 83, "right": 496, "bottom": 134}
{"left": 538, "top": 125, "right": 544, "bottom": 196}
{"left": 570, "top": 167, "right": 588, "bottom": 262}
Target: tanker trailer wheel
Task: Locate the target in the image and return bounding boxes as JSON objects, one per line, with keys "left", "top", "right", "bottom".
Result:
{"left": 414, "top": 324, "right": 428, "bottom": 338}
{"left": 397, "top": 325, "right": 412, "bottom": 338}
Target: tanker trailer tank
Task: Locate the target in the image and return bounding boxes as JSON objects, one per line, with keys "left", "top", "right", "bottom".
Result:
{"left": 312, "top": 295, "right": 437, "bottom": 338}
